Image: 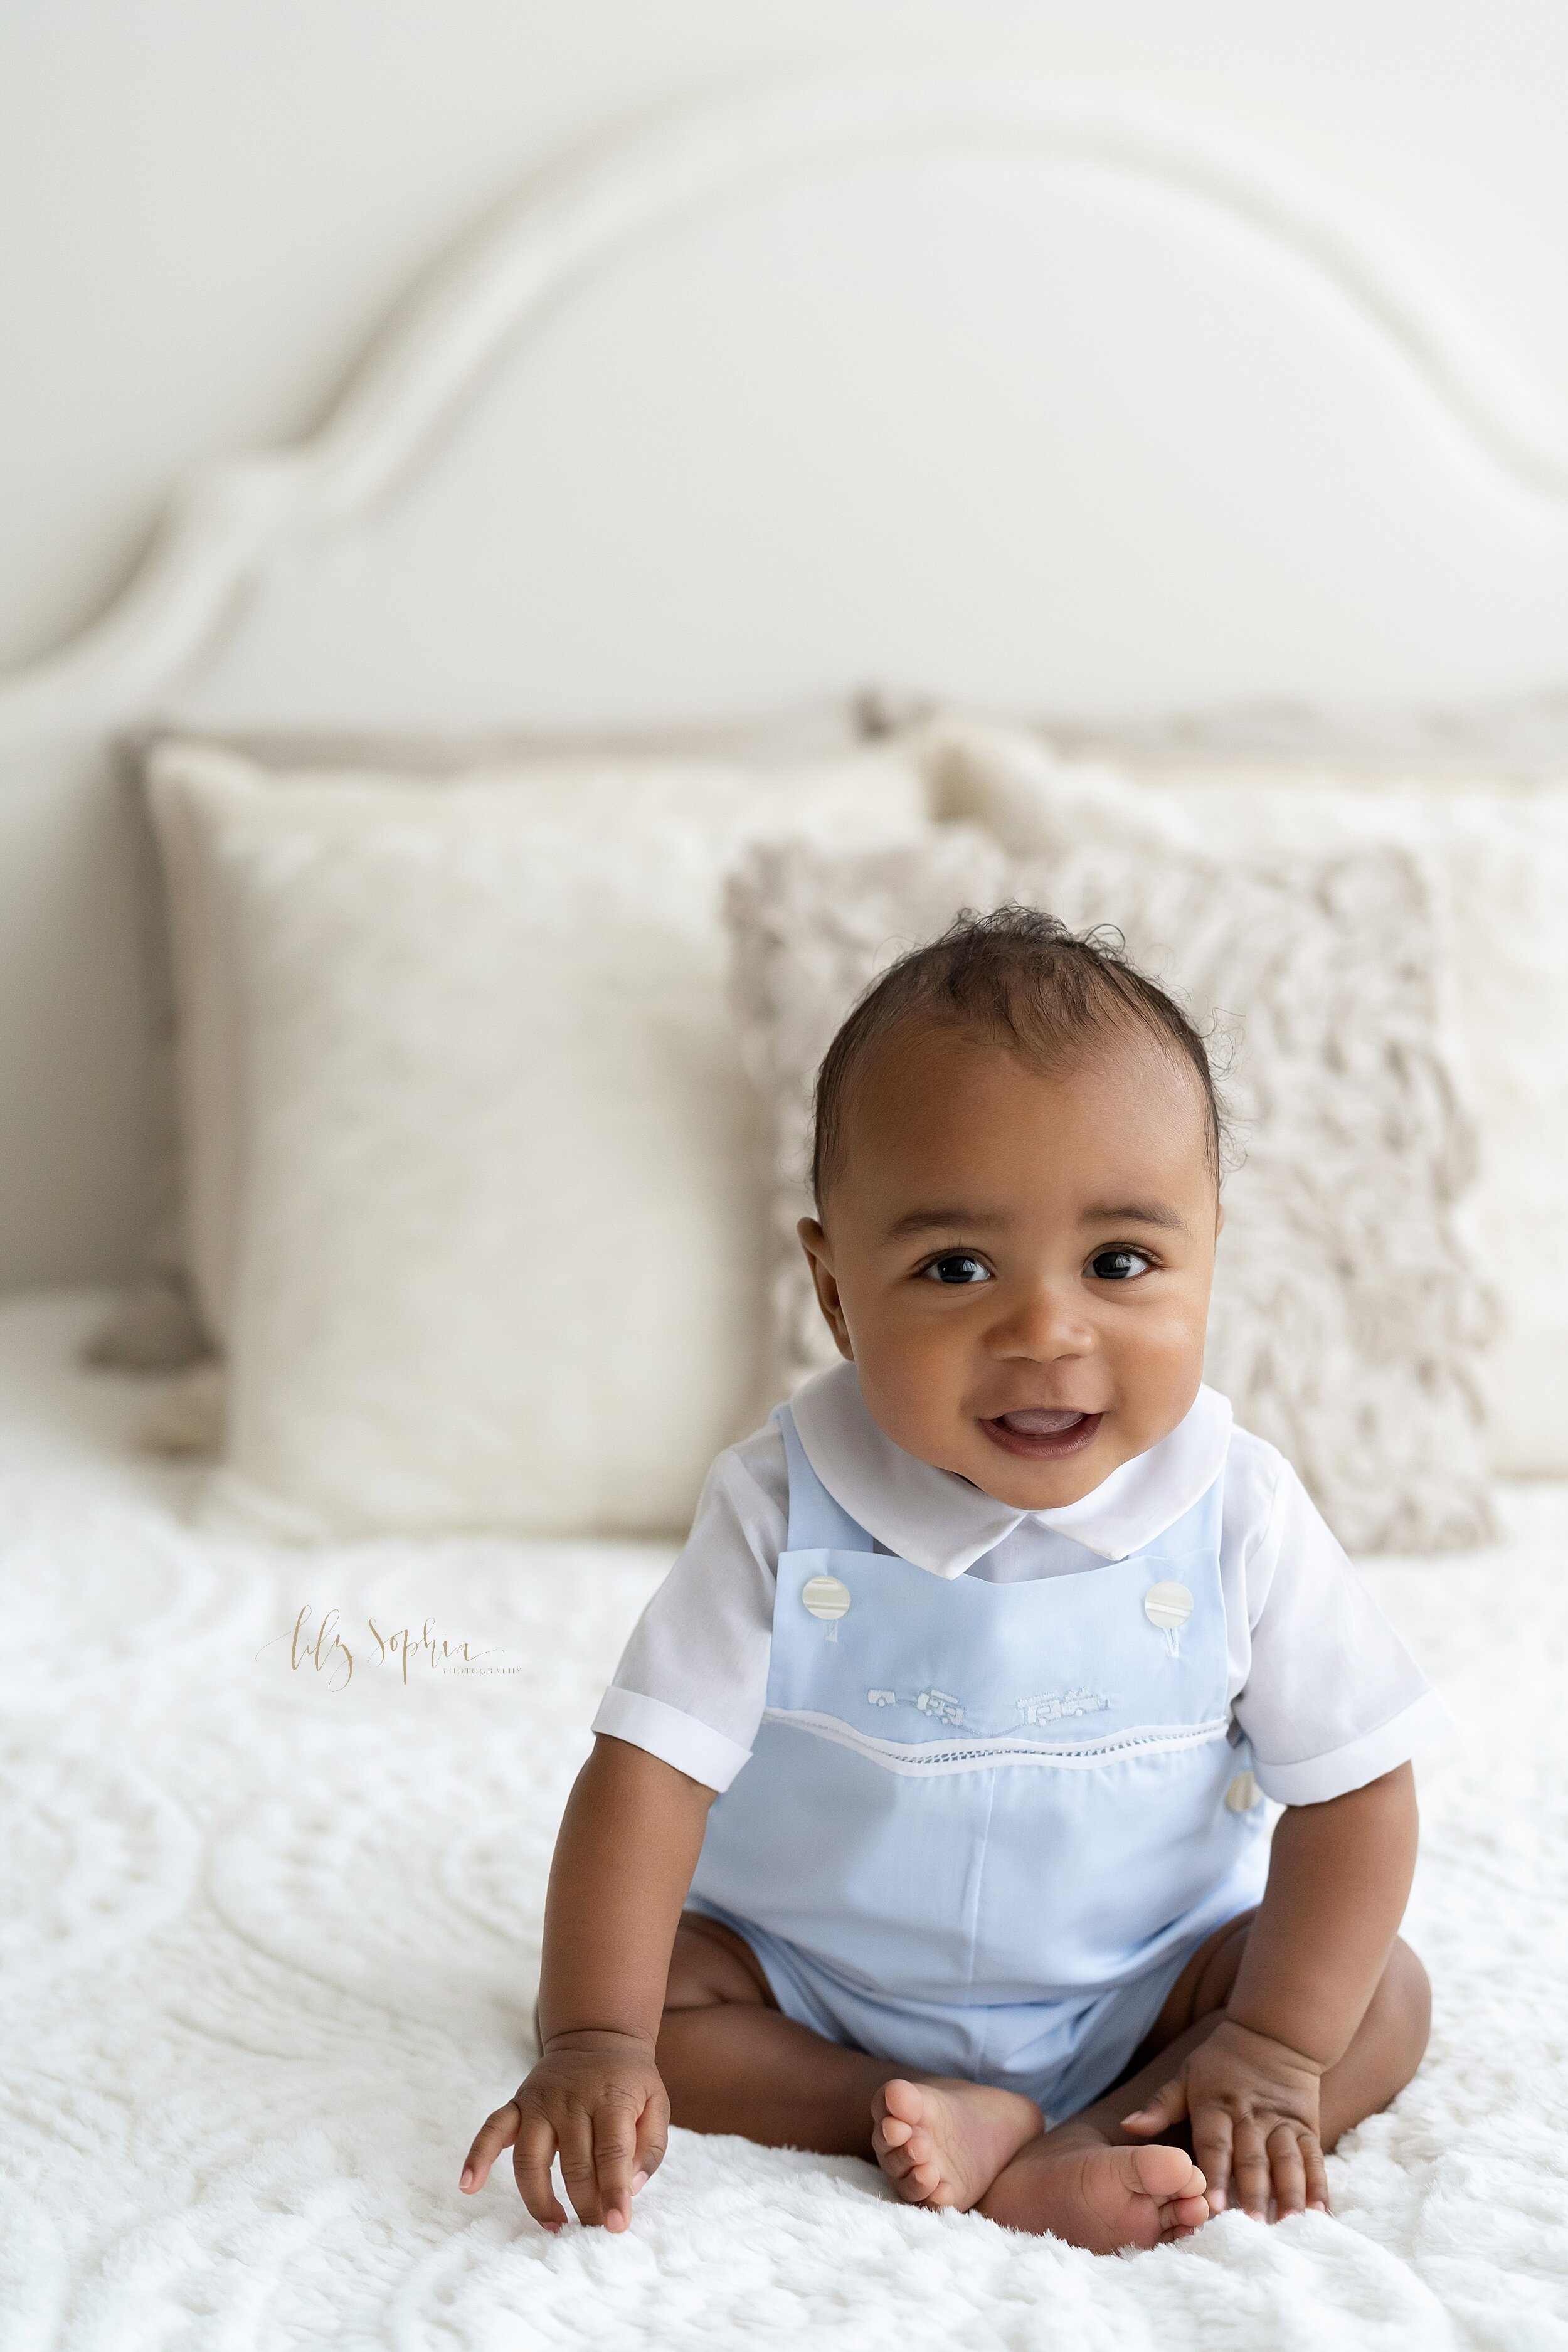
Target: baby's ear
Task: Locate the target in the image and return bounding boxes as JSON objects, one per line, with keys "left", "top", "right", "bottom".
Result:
{"left": 797, "top": 1218, "right": 854, "bottom": 1360}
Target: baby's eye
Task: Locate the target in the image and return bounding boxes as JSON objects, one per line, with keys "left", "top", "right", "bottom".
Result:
{"left": 1089, "top": 1248, "right": 1153, "bottom": 1283}
{"left": 922, "top": 1253, "right": 992, "bottom": 1286}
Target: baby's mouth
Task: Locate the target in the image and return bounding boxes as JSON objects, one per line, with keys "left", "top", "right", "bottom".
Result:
{"left": 981, "top": 1407, "right": 1104, "bottom": 1461}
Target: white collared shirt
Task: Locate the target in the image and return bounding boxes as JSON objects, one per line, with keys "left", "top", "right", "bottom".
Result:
{"left": 593, "top": 1363, "right": 1444, "bottom": 1802}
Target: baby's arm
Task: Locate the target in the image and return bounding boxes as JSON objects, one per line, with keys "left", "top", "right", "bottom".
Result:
{"left": 1124, "top": 1761, "right": 1419, "bottom": 2217}
{"left": 460, "top": 1733, "right": 715, "bottom": 2231}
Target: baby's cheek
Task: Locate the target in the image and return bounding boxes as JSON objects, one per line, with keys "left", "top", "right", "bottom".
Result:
{"left": 1108, "top": 1308, "right": 1207, "bottom": 1428}
{"left": 854, "top": 1337, "right": 967, "bottom": 1457}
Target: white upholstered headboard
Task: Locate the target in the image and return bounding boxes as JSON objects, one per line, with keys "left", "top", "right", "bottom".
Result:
{"left": 3, "top": 69, "right": 1567, "bottom": 1286}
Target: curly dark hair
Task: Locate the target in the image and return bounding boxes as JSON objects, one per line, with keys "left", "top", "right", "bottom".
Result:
{"left": 810, "top": 903, "right": 1224, "bottom": 1206}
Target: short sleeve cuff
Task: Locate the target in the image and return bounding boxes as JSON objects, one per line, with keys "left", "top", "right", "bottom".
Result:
{"left": 591, "top": 1686, "right": 753, "bottom": 1793}
{"left": 1252, "top": 1688, "right": 1453, "bottom": 1807}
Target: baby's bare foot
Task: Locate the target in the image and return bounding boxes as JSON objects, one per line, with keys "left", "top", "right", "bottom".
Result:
{"left": 979, "top": 2135, "right": 1210, "bottom": 2251}
{"left": 871, "top": 2076, "right": 1042, "bottom": 2210}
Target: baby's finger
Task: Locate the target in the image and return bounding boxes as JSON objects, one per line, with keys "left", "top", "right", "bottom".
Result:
{"left": 1267, "top": 2121, "right": 1306, "bottom": 2216}
{"left": 460, "top": 2099, "right": 520, "bottom": 2193}
{"left": 592, "top": 2101, "right": 640, "bottom": 2233}
{"left": 1231, "top": 2116, "right": 1272, "bottom": 2218}
{"left": 1302, "top": 2134, "right": 1330, "bottom": 2214}
{"left": 557, "top": 2107, "right": 605, "bottom": 2228}
{"left": 1190, "top": 2105, "right": 1234, "bottom": 2215}
{"left": 512, "top": 2109, "right": 568, "bottom": 2232}
{"left": 633, "top": 2084, "right": 670, "bottom": 2190}
{"left": 1121, "top": 2073, "right": 1189, "bottom": 2136}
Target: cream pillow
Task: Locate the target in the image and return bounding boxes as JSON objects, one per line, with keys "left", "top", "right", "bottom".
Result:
{"left": 146, "top": 741, "right": 929, "bottom": 1538}
{"left": 86, "top": 700, "right": 873, "bottom": 1377}
{"left": 926, "top": 719, "right": 1561, "bottom": 1476}
{"left": 728, "top": 828, "right": 1495, "bottom": 1555}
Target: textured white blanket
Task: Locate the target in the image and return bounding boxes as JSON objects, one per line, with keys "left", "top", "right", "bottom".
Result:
{"left": 4, "top": 1294, "right": 1565, "bottom": 2350}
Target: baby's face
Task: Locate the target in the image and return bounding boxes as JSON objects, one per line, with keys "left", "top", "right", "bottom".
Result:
{"left": 798, "top": 1020, "right": 1221, "bottom": 1509}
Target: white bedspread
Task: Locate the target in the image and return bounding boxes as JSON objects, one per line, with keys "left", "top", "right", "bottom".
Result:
{"left": 5, "top": 1293, "right": 1566, "bottom": 2351}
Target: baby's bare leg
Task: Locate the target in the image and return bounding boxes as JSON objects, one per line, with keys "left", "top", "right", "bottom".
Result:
{"left": 657, "top": 1915, "right": 1040, "bottom": 2196}
{"left": 657, "top": 1914, "right": 887, "bottom": 2152}
{"left": 978, "top": 1918, "right": 1431, "bottom": 2242}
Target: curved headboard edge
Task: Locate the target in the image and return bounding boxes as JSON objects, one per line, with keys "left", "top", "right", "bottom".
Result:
{"left": 2, "top": 67, "right": 1565, "bottom": 750}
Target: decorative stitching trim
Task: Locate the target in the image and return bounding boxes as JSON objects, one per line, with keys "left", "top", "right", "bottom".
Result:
{"left": 761, "top": 1706, "right": 1231, "bottom": 1776}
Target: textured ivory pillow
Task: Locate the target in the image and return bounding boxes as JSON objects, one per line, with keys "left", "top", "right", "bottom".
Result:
{"left": 146, "top": 740, "right": 930, "bottom": 1539}
{"left": 87, "top": 700, "right": 874, "bottom": 1377}
{"left": 924, "top": 719, "right": 1564, "bottom": 1476}
{"left": 728, "top": 828, "right": 1495, "bottom": 1555}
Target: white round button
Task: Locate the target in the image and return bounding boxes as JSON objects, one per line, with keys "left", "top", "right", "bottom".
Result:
{"left": 1143, "top": 1581, "right": 1194, "bottom": 1631}
{"left": 1226, "top": 1771, "right": 1263, "bottom": 1814}
{"left": 801, "top": 1574, "right": 852, "bottom": 1622}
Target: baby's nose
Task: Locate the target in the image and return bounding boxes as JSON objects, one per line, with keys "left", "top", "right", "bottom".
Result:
{"left": 987, "top": 1284, "right": 1094, "bottom": 1358}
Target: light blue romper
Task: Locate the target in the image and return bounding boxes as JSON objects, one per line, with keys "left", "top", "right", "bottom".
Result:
{"left": 688, "top": 1404, "right": 1271, "bottom": 2124}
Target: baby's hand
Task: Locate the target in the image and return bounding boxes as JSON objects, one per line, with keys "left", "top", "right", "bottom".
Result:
{"left": 460, "top": 2030, "right": 669, "bottom": 2232}
{"left": 1122, "top": 2018, "right": 1328, "bottom": 2220}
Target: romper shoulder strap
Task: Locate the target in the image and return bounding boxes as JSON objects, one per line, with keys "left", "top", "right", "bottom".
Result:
{"left": 775, "top": 1403, "right": 876, "bottom": 1554}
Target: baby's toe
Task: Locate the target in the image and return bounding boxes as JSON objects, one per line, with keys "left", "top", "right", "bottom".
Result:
{"left": 1131, "top": 2144, "right": 1204, "bottom": 2203}
{"left": 880, "top": 2144, "right": 941, "bottom": 2205}
{"left": 877, "top": 2079, "right": 926, "bottom": 2129}
{"left": 876, "top": 2116, "right": 913, "bottom": 2151}
{"left": 872, "top": 2121, "right": 921, "bottom": 2179}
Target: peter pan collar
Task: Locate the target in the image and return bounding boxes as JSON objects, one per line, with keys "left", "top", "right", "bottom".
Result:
{"left": 788, "top": 1360, "right": 1232, "bottom": 1577}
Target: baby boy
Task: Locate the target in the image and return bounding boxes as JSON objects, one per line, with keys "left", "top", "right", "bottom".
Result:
{"left": 462, "top": 907, "right": 1438, "bottom": 2250}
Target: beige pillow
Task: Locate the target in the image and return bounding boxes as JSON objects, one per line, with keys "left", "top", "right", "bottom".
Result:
{"left": 926, "top": 719, "right": 1564, "bottom": 1476}
{"left": 146, "top": 740, "right": 930, "bottom": 1537}
{"left": 728, "top": 827, "right": 1495, "bottom": 1555}
{"left": 88, "top": 699, "right": 875, "bottom": 1374}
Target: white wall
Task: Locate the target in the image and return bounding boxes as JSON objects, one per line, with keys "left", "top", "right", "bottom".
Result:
{"left": 3, "top": 0, "right": 1568, "bottom": 680}
{"left": 2, "top": 0, "right": 1567, "bottom": 1293}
